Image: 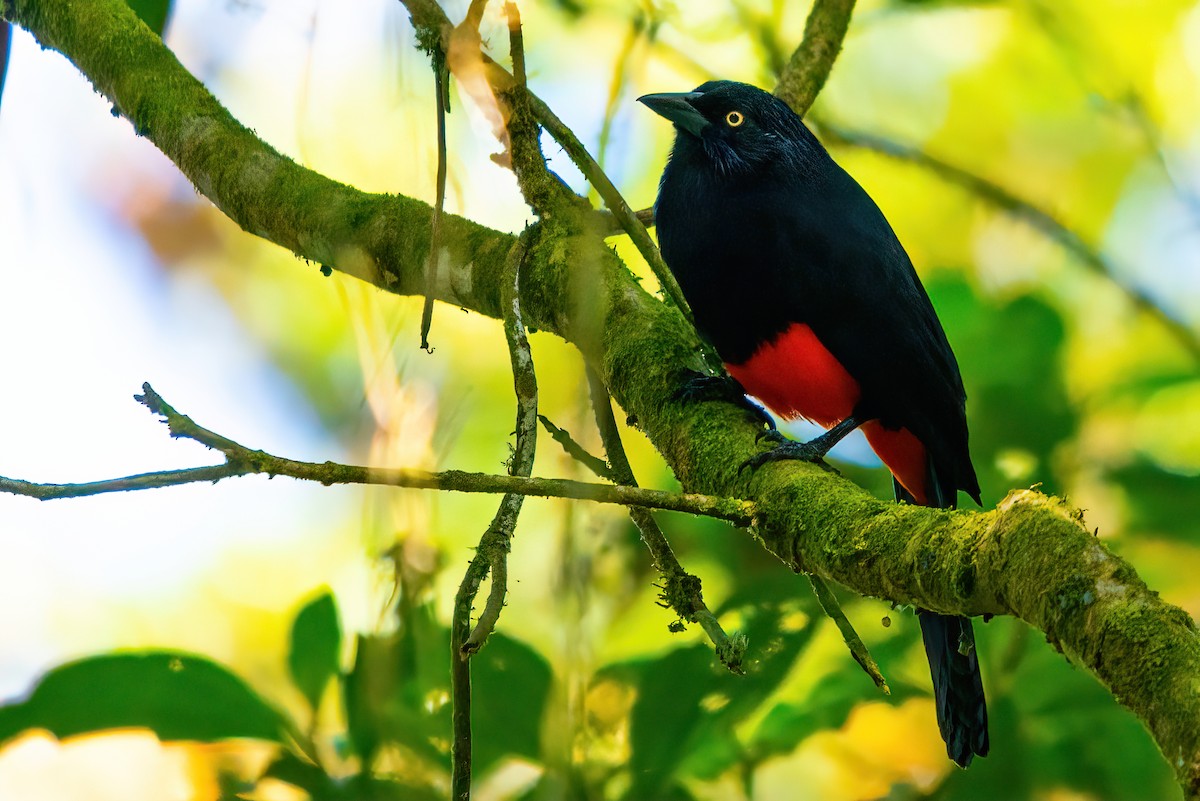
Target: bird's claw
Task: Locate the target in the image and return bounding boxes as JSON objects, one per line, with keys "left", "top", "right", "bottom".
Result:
{"left": 673, "top": 370, "right": 777, "bottom": 431}
{"left": 739, "top": 440, "right": 826, "bottom": 475}
{"left": 672, "top": 370, "right": 731, "bottom": 403}
{"left": 755, "top": 428, "right": 787, "bottom": 445}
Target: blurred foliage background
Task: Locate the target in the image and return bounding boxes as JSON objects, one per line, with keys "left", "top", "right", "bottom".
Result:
{"left": 1, "top": 0, "right": 1200, "bottom": 799}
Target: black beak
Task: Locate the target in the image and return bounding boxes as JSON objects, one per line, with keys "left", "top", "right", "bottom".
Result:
{"left": 637, "top": 92, "right": 708, "bottom": 137}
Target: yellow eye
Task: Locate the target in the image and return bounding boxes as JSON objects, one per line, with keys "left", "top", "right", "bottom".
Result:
{"left": 725, "top": 110, "right": 745, "bottom": 127}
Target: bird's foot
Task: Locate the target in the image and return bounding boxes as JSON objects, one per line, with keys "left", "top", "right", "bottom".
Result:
{"left": 755, "top": 428, "right": 787, "bottom": 445}
{"left": 739, "top": 438, "right": 826, "bottom": 474}
{"left": 673, "top": 369, "right": 776, "bottom": 431}
{"left": 741, "top": 415, "right": 865, "bottom": 474}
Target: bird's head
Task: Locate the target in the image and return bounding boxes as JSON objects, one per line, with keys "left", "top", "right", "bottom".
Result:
{"left": 638, "top": 80, "right": 817, "bottom": 177}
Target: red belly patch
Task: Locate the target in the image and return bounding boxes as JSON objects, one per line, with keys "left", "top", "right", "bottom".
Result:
{"left": 726, "top": 323, "right": 860, "bottom": 427}
{"left": 726, "top": 322, "right": 931, "bottom": 504}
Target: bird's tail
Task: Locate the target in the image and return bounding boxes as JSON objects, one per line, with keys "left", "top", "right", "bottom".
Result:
{"left": 917, "top": 610, "right": 989, "bottom": 767}
{"left": 895, "top": 473, "right": 989, "bottom": 768}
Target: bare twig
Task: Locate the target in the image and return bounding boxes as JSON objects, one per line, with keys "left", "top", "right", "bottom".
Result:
{"left": 807, "top": 574, "right": 888, "bottom": 693}
{"left": 1122, "top": 94, "right": 1200, "bottom": 225}
{"left": 526, "top": 92, "right": 693, "bottom": 320}
{"left": 492, "top": 1, "right": 562, "bottom": 207}
{"left": 419, "top": 59, "right": 449, "bottom": 352}
{"left": 538, "top": 415, "right": 615, "bottom": 481}
{"left": 0, "top": 383, "right": 755, "bottom": 523}
{"left": 593, "top": 12, "right": 644, "bottom": 204}
{"left": 451, "top": 37, "right": 542, "bottom": 790}
{"left": 774, "top": 0, "right": 857, "bottom": 117}
{"left": 815, "top": 121, "right": 1200, "bottom": 366}
{"left": 448, "top": 569, "right": 476, "bottom": 801}
{"left": 594, "top": 206, "right": 656, "bottom": 236}
{"left": 586, "top": 367, "right": 746, "bottom": 673}
{"left": 399, "top": 0, "right": 693, "bottom": 322}
{"left": 504, "top": 0, "right": 524, "bottom": 85}
{"left": 462, "top": 233, "right": 540, "bottom": 654}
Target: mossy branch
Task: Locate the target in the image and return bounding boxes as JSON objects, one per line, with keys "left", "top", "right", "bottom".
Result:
{"left": 7, "top": 0, "right": 1200, "bottom": 793}
{"left": 774, "top": 0, "right": 857, "bottom": 117}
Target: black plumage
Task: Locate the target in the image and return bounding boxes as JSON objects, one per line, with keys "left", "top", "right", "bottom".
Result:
{"left": 640, "top": 80, "right": 988, "bottom": 766}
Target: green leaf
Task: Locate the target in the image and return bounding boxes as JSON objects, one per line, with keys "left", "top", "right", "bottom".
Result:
{"left": 288, "top": 589, "right": 342, "bottom": 711}
{"left": 747, "top": 669, "right": 884, "bottom": 759}
{"left": 343, "top": 633, "right": 387, "bottom": 765}
{"left": 472, "top": 633, "right": 553, "bottom": 773}
{"left": 1110, "top": 459, "right": 1200, "bottom": 541}
{"left": 0, "top": 651, "right": 288, "bottom": 746}
{"left": 263, "top": 753, "right": 444, "bottom": 801}
{"left": 125, "top": 0, "right": 173, "bottom": 36}
{"left": 930, "top": 278, "right": 1074, "bottom": 500}
{"left": 935, "top": 618, "right": 1176, "bottom": 800}
{"left": 624, "top": 644, "right": 717, "bottom": 800}
{"left": 262, "top": 752, "right": 332, "bottom": 797}
{"left": 343, "top": 601, "right": 453, "bottom": 769}
{"left": 604, "top": 584, "right": 828, "bottom": 798}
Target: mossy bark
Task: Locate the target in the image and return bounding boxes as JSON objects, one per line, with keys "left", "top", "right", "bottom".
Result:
{"left": 7, "top": 0, "right": 1200, "bottom": 794}
{"left": 774, "top": 0, "right": 858, "bottom": 117}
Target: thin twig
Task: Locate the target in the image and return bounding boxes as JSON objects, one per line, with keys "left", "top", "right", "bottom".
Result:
{"left": 815, "top": 121, "right": 1200, "bottom": 366}
{"left": 419, "top": 58, "right": 449, "bottom": 352}
{"left": 585, "top": 367, "right": 746, "bottom": 673}
{"left": 399, "top": 0, "right": 694, "bottom": 322}
{"left": 462, "top": 234, "right": 540, "bottom": 653}
{"left": 505, "top": 0, "right": 524, "bottom": 85}
{"left": 593, "top": 206, "right": 656, "bottom": 236}
{"left": 451, "top": 50, "right": 541, "bottom": 793}
{"left": 592, "top": 12, "right": 644, "bottom": 206}
{"left": 773, "top": 0, "right": 857, "bottom": 117}
{"left": 526, "top": 92, "right": 692, "bottom": 318}
{"left": 450, "top": 558, "right": 480, "bottom": 801}
{"left": 537, "top": 415, "right": 615, "bottom": 481}
{"left": 0, "top": 383, "right": 756, "bottom": 523}
{"left": 807, "top": 574, "right": 889, "bottom": 693}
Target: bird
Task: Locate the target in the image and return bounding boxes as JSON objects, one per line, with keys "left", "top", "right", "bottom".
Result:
{"left": 639, "top": 80, "right": 989, "bottom": 767}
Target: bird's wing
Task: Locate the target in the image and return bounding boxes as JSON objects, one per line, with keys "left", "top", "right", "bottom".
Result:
{"left": 776, "top": 164, "right": 978, "bottom": 499}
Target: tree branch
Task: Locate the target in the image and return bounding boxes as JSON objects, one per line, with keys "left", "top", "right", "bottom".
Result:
{"left": 461, "top": 240, "right": 540, "bottom": 657}
{"left": 400, "top": 0, "right": 694, "bottom": 324}
{"left": 0, "top": 384, "right": 754, "bottom": 523}
{"left": 585, "top": 367, "right": 746, "bottom": 674}
{"left": 419, "top": 57, "right": 448, "bottom": 352}
{"left": 7, "top": 0, "right": 1200, "bottom": 793}
{"left": 450, "top": 221, "right": 540, "bottom": 801}
{"left": 807, "top": 573, "right": 889, "bottom": 693}
{"left": 538, "top": 415, "right": 615, "bottom": 481}
{"left": 774, "top": 0, "right": 857, "bottom": 117}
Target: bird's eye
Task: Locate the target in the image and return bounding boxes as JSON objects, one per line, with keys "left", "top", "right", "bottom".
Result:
{"left": 725, "top": 111, "right": 745, "bottom": 127}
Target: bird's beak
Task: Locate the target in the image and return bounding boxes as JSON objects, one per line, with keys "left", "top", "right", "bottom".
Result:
{"left": 637, "top": 92, "right": 708, "bottom": 137}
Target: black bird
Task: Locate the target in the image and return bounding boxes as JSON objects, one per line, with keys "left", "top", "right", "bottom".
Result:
{"left": 639, "top": 80, "right": 988, "bottom": 767}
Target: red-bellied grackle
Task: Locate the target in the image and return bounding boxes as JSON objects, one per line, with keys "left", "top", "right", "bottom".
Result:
{"left": 640, "top": 80, "right": 988, "bottom": 767}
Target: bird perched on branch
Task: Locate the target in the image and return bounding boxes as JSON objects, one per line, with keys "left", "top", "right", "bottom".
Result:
{"left": 639, "top": 80, "right": 988, "bottom": 767}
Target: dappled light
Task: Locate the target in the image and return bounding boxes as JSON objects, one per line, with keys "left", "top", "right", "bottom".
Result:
{"left": 2, "top": 0, "right": 1200, "bottom": 799}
